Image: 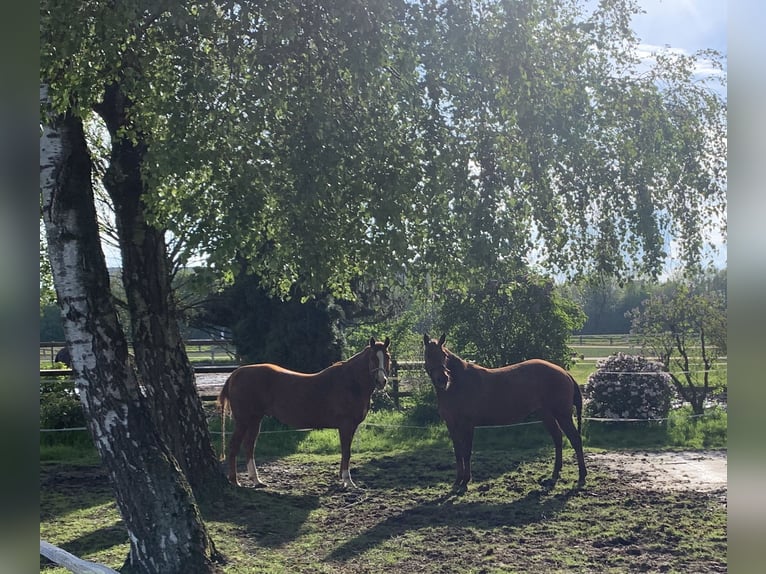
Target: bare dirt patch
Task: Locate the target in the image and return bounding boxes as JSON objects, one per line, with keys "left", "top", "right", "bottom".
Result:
{"left": 587, "top": 449, "right": 727, "bottom": 495}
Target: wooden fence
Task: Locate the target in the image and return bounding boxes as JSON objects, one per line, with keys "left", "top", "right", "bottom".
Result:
{"left": 389, "top": 360, "right": 426, "bottom": 408}
{"left": 40, "top": 339, "right": 237, "bottom": 368}
{"left": 39, "top": 346, "right": 427, "bottom": 408}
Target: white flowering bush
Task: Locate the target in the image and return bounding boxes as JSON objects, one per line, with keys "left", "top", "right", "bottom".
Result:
{"left": 585, "top": 353, "right": 673, "bottom": 420}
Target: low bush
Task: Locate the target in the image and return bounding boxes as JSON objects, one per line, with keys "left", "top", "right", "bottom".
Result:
{"left": 403, "top": 379, "right": 441, "bottom": 426}
{"left": 40, "top": 378, "right": 86, "bottom": 430}
{"left": 585, "top": 353, "right": 673, "bottom": 420}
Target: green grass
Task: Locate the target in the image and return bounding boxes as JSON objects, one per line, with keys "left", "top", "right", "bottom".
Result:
{"left": 44, "top": 402, "right": 728, "bottom": 465}
{"left": 568, "top": 360, "right": 597, "bottom": 385}
{"left": 584, "top": 405, "right": 727, "bottom": 450}
{"left": 40, "top": 444, "right": 727, "bottom": 573}
{"left": 40, "top": 403, "right": 727, "bottom": 573}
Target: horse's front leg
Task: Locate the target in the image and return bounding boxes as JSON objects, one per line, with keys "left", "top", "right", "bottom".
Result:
{"left": 461, "top": 426, "right": 475, "bottom": 488}
{"left": 338, "top": 424, "right": 358, "bottom": 489}
{"left": 448, "top": 424, "right": 473, "bottom": 490}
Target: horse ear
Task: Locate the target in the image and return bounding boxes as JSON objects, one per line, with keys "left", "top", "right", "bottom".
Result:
{"left": 384, "top": 336, "right": 390, "bottom": 349}
{"left": 369, "top": 337, "right": 376, "bottom": 348}
{"left": 423, "top": 333, "right": 430, "bottom": 346}
{"left": 438, "top": 333, "right": 446, "bottom": 346}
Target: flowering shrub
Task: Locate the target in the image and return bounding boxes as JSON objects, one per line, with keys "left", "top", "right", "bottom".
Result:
{"left": 585, "top": 353, "right": 673, "bottom": 420}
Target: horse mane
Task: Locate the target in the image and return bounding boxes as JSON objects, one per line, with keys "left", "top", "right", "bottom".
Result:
{"left": 326, "top": 345, "right": 370, "bottom": 371}
{"left": 445, "top": 348, "right": 468, "bottom": 371}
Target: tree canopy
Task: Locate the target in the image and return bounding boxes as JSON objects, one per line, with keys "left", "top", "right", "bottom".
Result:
{"left": 41, "top": 0, "right": 726, "bottom": 299}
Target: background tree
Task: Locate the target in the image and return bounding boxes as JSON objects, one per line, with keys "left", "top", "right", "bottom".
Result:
{"left": 195, "top": 273, "right": 346, "bottom": 371}
{"left": 629, "top": 280, "right": 727, "bottom": 414}
{"left": 437, "top": 271, "right": 585, "bottom": 368}
{"left": 559, "top": 275, "right": 656, "bottom": 334}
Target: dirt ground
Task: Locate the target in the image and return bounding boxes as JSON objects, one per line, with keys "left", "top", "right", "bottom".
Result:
{"left": 586, "top": 450, "right": 727, "bottom": 495}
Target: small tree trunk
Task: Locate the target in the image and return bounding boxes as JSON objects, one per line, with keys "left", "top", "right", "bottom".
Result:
{"left": 96, "top": 82, "right": 226, "bottom": 498}
{"left": 41, "top": 87, "right": 219, "bottom": 573}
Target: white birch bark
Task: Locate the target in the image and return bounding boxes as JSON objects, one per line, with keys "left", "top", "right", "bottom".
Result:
{"left": 40, "top": 83, "right": 217, "bottom": 573}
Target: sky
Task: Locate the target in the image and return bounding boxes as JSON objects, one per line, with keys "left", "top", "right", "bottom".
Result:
{"left": 631, "top": 0, "right": 727, "bottom": 57}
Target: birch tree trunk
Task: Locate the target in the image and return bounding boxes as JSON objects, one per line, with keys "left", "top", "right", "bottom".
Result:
{"left": 40, "top": 85, "right": 220, "bottom": 574}
{"left": 95, "top": 83, "right": 226, "bottom": 497}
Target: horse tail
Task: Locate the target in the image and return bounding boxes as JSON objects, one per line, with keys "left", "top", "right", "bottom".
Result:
{"left": 571, "top": 375, "right": 583, "bottom": 434}
{"left": 218, "top": 374, "right": 233, "bottom": 462}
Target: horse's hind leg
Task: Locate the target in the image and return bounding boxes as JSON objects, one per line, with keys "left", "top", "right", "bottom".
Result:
{"left": 243, "top": 416, "right": 266, "bottom": 488}
{"left": 226, "top": 422, "right": 247, "bottom": 486}
{"left": 541, "top": 413, "right": 563, "bottom": 488}
{"left": 558, "top": 414, "right": 587, "bottom": 486}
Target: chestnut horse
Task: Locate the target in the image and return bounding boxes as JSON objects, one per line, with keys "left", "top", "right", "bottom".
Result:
{"left": 218, "top": 337, "right": 391, "bottom": 488}
{"left": 423, "top": 333, "right": 586, "bottom": 490}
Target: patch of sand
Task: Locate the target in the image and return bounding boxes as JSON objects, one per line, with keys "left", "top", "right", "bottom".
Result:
{"left": 587, "top": 450, "right": 727, "bottom": 494}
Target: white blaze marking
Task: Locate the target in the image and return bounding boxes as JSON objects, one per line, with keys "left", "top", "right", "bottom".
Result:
{"left": 375, "top": 350, "right": 386, "bottom": 384}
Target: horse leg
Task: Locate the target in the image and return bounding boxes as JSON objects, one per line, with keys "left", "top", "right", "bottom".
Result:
{"left": 557, "top": 413, "right": 587, "bottom": 486}
{"left": 447, "top": 424, "right": 471, "bottom": 490}
{"left": 243, "top": 416, "right": 267, "bottom": 488}
{"left": 338, "top": 424, "right": 358, "bottom": 489}
{"left": 226, "top": 421, "right": 247, "bottom": 486}
{"left": 541, "top": 413, "right": 563, "bottom": 488}
{"left": 460, "top": 426, "right": 475, "bottom": 488}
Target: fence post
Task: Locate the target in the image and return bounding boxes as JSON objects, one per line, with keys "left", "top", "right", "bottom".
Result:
{"left": 391, "top": 360, "right": 400, "bottom": 409}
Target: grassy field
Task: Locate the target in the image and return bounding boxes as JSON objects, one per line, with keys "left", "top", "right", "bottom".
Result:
{"left": 40, "top": 405, "right": 727, "bottom": 573}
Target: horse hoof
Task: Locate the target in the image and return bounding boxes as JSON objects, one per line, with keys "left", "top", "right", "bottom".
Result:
{"left": 451, "top": 482, "right": 467, "bottom": 494}
{"left": 540, "top": 477, "right": 557, "bottom": 490}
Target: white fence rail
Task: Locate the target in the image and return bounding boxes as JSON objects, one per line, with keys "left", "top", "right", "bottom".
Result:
{"left": 40, "top": 540, "right": 119, "bottom": 574}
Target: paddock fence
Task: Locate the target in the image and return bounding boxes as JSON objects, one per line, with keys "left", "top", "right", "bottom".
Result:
{"left": 39, "top": 341, "right": 427, "bottom": 407}
{"left": 40, "top": 338, "right": 725, "bottom": 406}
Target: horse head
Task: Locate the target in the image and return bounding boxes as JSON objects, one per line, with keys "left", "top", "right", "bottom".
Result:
{"left": 423, "top": 332, "right": 452, "bottom": 390}
{"left": 368, "top": 336, "right": 391, "bottom": 390}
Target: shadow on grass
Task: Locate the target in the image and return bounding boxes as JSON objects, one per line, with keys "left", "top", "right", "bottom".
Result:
{"left": 39, "top": 523, "right": 128, "bottom": 571}
{"left": 202, "top": 484, "right": 320, "bottom": 548}
{"left": 39, "top": 462, "right": 114, "bottom": 520}
{"left": 327, "top": 485, "right": 581, "bottom": 562}
{"left": 352, "top": 437, "right": 582, "bottom": 492}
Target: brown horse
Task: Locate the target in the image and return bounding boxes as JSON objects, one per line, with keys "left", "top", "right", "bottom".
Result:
{"left": 218, "top": 337, "right": 391, "bottom": 488}
{"left": 423, "top": 333, "right": 586, "bottom": 490}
